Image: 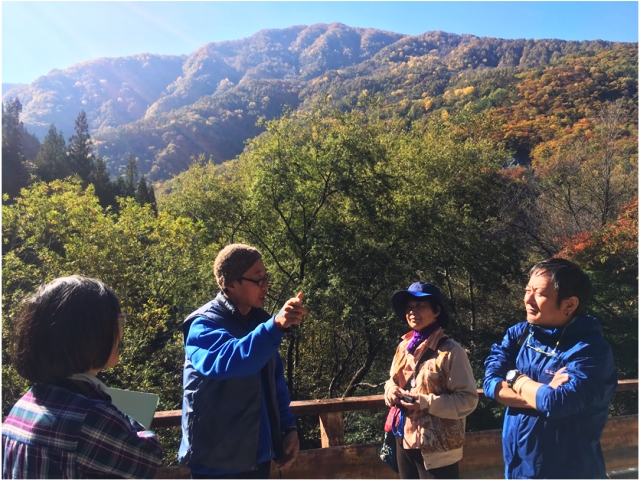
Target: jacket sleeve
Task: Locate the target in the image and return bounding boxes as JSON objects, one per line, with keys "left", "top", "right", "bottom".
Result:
{"left": 185, "top": 315, "right": 284, "bottom": 379}
{"left": 77, "top": 402, "right": 164, "bottom": 478}
{"left": 383, "top": 343, "right": 403, "bottom": 407}
{"left": 420, "top": 343, "right": 479, "bottom": 419}
{"left": 534, "top": 340, "right": 617, "bottom": 418}
{"left": 274, "top": 353, "right": 297, "bottom": 431}
{"left": 483, "top": 322, "right": 528, "bottom": 400}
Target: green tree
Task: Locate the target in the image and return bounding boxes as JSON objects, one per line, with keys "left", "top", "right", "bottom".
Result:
{"left": 159, "top": 155, "right": 247, "bottom": 245}
{"left": 233, "top": 101, "right": 404, "bottom": 400}
{"left": 90, "top": 156, "right": 116, "bottom": 209}
{"left": 64, "top": 111, "right": 121, "bottom": 209}
{"left": 2, "top": 98, "right": 30, "bottom": 202}
{"left": 136, "top": 175, "right": 157, "bottom": 214}
{"left": 67, "top": 110, "right": 94, "bottom": 185}
{"left": 2, "top": 178, "right": 216, "bottom": 461}
{"left": 224, "top": 101, "right": 525, "bottom": 407}
{"left": 35, "top": 125, "right": 71, "bottom": 182}
{"left": 111, "top": 156, "right": 157, "bottom": 212}
{"left": 125, "top": 155, "right": 138, "bottom": 197}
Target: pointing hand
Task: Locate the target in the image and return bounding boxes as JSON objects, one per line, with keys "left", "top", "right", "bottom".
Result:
{"left": 275, "top": 292, "right": 308, "bottom": 330}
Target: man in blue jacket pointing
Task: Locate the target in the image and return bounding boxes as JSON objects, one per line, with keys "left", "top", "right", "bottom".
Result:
{"left": 179, "top": 243, "right": 308, "bottom": 478}
{"left": 483, "top": 258, "right": 617, "bottom": 479}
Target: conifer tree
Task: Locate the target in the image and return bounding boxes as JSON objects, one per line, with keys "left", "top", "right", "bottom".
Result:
{"left": 136, "top": 175, "right": 157, "bottom": 214}
{"left": 90, "top": 156, "right": 116, "bottom": 209}
{"left": 2, "top": 98, "right": 30, "bottom": 202}
{"left": 35, "top": 125, "right": 70, "bottom": 182}
{"left": 125, "top": 155, "right": 138, "bottom": 197}
{"left": 67, "top": 111, "right": 94, "bottom": 185}
{"left": 20, "top": 130, "right": 42, "bottom": 163}
{"left": 111, "top": 176, "right": 127, "bottom": 199}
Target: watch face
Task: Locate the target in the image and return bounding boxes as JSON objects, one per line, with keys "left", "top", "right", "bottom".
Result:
{"left": 506, "top": 370, "right": 519, "bottom": 383}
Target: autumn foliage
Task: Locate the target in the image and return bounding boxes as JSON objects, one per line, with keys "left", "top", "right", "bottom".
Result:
{"left": 557, "top": 198, "right": 638, "bottom": 280}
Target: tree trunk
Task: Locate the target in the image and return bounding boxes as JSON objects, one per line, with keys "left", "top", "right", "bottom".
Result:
{"left": 468, "top": 276, "right": 476, "bottom": 331}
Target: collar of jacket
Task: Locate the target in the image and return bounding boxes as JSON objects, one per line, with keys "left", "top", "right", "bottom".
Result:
{"left": 530, "top": 314, "right": 601, "bottom": 341}
{"left": 49, "top": 377, "right": 112, "bottom": 402}
{"left": 214, "top": 291, "right": 272, "bottom": 324}
{"left": 215, "top": 291, "right": 241, "bottom": 316}
{"left": 402, "top": 326, "right": 445, "bottom": 359}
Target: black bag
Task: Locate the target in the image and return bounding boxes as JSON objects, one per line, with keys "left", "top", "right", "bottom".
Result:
{"left": 379, "top": 430, "right": 399, "bottom": 473}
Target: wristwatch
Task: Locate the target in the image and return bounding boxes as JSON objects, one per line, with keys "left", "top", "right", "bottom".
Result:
{"left": 505, "top": 369, "right": 524, "bottom": 390}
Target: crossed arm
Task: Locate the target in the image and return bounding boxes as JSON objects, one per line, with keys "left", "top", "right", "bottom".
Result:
{"left": 483, "top": 323, "right": 571, "bottom": 411}
{"left": 493, "top": 368, "right": 570, "bottom": 409}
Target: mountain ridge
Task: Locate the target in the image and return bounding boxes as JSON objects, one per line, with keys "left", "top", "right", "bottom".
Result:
{"left": 3, "top": 23, "right": 635, "bottom": 180}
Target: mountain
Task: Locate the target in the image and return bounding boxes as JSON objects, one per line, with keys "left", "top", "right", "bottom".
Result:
{"left": 3, "top": 23, "right": 636, "bottom": 181}
{"left": 2, "top": 83, "right": 29, "bottom": 97}
{"left": 3, "top": 54, "right": 187, "bottom": 139}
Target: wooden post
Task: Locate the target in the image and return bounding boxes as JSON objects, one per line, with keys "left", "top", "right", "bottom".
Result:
{"left": 319, "top": 411, "right": 345, "bottom": 448}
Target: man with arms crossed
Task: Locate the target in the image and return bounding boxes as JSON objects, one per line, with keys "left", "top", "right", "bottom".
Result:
{"left": 179, "top": 244, "right": 308, "bottom": 478}
{"left": 483, "top": 258, "right": 617, "bottom": 479}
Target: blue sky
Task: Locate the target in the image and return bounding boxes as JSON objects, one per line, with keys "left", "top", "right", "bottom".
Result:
{"left": 2, "top": 1, "right": 638, "bottom": 85}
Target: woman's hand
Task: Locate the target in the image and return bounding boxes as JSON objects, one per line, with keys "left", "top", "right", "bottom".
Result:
{"left": 400, "top": 395, "right": 421, "bottom": 414}
{"left": 385, "top": 385, "right": 405, "bottom": 405}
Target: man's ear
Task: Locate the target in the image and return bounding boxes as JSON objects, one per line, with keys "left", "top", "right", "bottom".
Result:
{"left": 561, "top": 296, "right": 579, "bottom": 317}
{"left": 225, "top": 280, "right": 239, "bottom": 294}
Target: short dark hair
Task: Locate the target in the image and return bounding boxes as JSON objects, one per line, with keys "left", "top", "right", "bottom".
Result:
{"left": 529, "top": 258, "right": 592, "bottom": 316}
{"left": 214, "top": 243, "right": 262, "bottom": 290}
{"left": 11, "top": 275, "right": 121, "bottom": 384}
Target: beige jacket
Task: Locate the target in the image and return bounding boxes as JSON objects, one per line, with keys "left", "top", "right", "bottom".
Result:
{"left": 384, "top": 328, "right": 478, "bottom": 470}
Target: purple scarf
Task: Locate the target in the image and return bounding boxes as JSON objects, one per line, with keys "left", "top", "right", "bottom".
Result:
{"left": 407, "top": 322, "right": 441, "bottom": 355}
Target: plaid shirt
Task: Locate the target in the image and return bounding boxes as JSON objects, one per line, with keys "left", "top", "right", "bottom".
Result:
{"left": 2, "top": 379, "right": 164, "bottom": 479}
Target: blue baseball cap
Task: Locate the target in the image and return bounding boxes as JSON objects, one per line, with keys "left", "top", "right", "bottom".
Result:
{"left": 391, "top": 282, "right": 450, "bottom": 327}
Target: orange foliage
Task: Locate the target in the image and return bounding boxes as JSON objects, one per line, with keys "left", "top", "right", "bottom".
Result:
{"left": 499, "top": 165, "right": 530, "bottom": 183}
{"left": 556, "top": 199, "right": 638, "bottom": 263}
{"left": 492, "top": 45, "right": 638, "bottom": 157}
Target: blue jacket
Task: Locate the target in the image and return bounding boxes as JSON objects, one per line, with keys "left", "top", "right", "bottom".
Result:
{"left": 483, "top": 315, "right": 617, "bottom": 479}
{"left": 178, "top": 293, "right": 296, "bottom": 474}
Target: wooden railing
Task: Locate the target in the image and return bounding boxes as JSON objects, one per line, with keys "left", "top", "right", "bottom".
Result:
{"left": 152, "top": 380, "right": 638, "bottom": 479}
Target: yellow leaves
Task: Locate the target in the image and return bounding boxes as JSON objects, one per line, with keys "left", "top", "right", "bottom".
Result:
{"left": 423, "top": 98, "right": 433, "bottom": 111}
{"left": 444, "top": 85, "right": 476, "bottom": 102}
{"left": 397, "top": 99, "right": 410, "bottom": 109}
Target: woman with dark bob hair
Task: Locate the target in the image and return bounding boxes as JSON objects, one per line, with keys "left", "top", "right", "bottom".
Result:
{"left": 383, "top": 282, "right": 478, "bottom": 479}
{"left": 2, "top": 275, "right": 164, "bottom": 478}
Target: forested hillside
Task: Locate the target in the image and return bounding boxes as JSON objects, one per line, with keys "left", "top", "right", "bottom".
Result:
{"left": 2, "top": 23, "right": 637, "bottom": 464}
{"left": 3, "top": 24, "right": 636, "bottom": 180}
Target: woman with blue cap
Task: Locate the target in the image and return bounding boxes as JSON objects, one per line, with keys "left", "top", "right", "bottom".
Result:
{"left": 383, "top": 282, "right": 478, "bottom": 479}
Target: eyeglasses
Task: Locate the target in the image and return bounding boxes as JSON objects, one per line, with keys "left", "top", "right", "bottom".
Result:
{"left": 241, "top": 273, "right": 271, "bottom": 288}
{"left": 526, "top": 331, "right": 557, "bottom": 357}
{"left": 525, "top": 323, "right": 569, "bottom": 358}
{"left": 117, "top": 312, "right": 128, "bottom": 326}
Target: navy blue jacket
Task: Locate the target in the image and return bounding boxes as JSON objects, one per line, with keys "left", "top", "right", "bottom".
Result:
{"left": 178, "top": 293, "right": 296, "bottom": 473}
{"left": 483, "top": 315, "right": 617, "bottom": 479}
